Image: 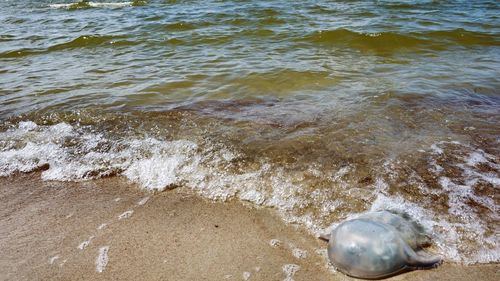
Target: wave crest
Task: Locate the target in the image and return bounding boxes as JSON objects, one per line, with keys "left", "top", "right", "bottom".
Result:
{"left": 302, "top": 28, "right": 499, "bottom": 52}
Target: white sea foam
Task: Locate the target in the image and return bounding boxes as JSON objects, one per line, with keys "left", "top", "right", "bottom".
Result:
{"left": 291, "top": 248, "right": 307, "bottom": 259}
{"left": 49, "top": 2, "right": 132, "bottom": 9}
{"left": 123, "top": 155, "right": 188, "bottom": 191}
{"left": 0, "top": 142, "right": 66, "bottom": 176}
{"left": 0, "top": 122, "right": 199, "bottom": 189}
{"left": 282, "top": 264, "right": 300, "bottom": 281}
{"left": 430, "top": 143, "right": 443, "bottom": 154}
{"left": 121, "top": 138, "right": 198, "bottom": 191}
{"left": 466, "top": 151, "right": 489, "bottom": 166}
{"left": 332, "top": 165, "right": 350, "bottom": 181}
{"left": 96, "top": 246, "right": 109, "bottom": 273}
{"left": 366, "top": 142, "right": 499, "bottom": 264}
{"left": 18, "top": 121, "right": 37, "bottom": 131}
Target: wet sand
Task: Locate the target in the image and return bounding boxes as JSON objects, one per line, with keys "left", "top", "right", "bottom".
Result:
{"left": 0, "top": 173, "right": 498, "bottom": 281}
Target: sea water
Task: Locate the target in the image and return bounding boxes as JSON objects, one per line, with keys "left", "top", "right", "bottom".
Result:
{"left": 0, "top": 0, "right": 499, "bottom": 264}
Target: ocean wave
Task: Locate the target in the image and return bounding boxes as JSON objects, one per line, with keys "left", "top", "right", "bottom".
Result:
{"left": 47, "top": 35, "right": 138, "bottom": 50}
{"left": 0, "top": 48, "right": 44, "bottom": 59}
{"left": 426, "top": 28, "right": 500, "bottom": 46}
{"left": 163, "top": 22, "right": 198, "bottom": 31}
{"left": 379, "top": 0, "right": 438, "bottom": 10}
{"left": 153, "top": 27, "right": 500, "bottom": 50}
{"left": 0, "top": 120, "right": 498, "bottom": 264}
{"left": 301, "top": 28, "right": 499, "bottom": 52}
{"left": 49, "top": 1, "right": 139, "bottom": 10}
{"left": 0, "top": 34, "right": 16, "bottom": 42}
{"left": 0, "top": 35, "right": 138, "bottom": 59}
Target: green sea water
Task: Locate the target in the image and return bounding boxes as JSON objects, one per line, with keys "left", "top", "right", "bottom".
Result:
{"left": 0, "top": 0, "right": 499, "bottom": 264}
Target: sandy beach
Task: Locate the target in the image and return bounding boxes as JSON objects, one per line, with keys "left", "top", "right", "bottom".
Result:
{"left": 1, "top": 1, "right": 499, "bottom": 280}
{"left": 0, "top": 173, "right": 497, "bottom": 281}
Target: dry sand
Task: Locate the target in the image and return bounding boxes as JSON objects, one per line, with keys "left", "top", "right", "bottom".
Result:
{"left": 0, "top": 173, "right": 498, "bottom": 281}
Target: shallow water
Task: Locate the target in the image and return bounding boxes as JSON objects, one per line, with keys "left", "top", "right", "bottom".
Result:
{"left": 0, "top": 0, "right": 499, "bottom": 264}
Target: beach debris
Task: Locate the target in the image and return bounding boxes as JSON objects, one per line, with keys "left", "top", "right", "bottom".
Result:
{"left": 78, "top": 235, "right": 95, "bottom": 250}
{"left": 269, "top": 239, "right": 281, "bottom": 248}
{"left": 96, "top": 246, "right": 109, "bottom": 273}
{"left": 97, "top": 223, "right": 108, "bottom": 230}
{"left": 118, "top": 210, "right": 134, "bottom": 220}
{"left": 114, "top": 198, "right": 121, "bottom": 202}
{"left": 321, "top": 210, "right": 441, "bottom": 279}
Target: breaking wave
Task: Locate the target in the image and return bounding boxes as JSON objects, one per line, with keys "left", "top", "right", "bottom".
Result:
{"left": 302, "top": 28, "right": 500, "bottom": 52}
{"left": 49, "top": 1, "right": 140, "bottom": 10}
{"left": 0, "top": 120, "right": 498, "bottom": 264}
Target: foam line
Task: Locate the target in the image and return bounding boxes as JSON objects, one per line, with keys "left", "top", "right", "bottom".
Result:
{"left": 96, "top": 246, "right": 109, "bottom": 273}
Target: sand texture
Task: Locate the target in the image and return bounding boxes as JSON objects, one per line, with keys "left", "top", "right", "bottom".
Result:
{"left": 0, "top": 174, "right": 498, "bottom": 281}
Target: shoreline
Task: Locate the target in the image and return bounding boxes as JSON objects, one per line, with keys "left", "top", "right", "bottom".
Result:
{"left": 0, "top": 174, "right": 498, "bottom": 281}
